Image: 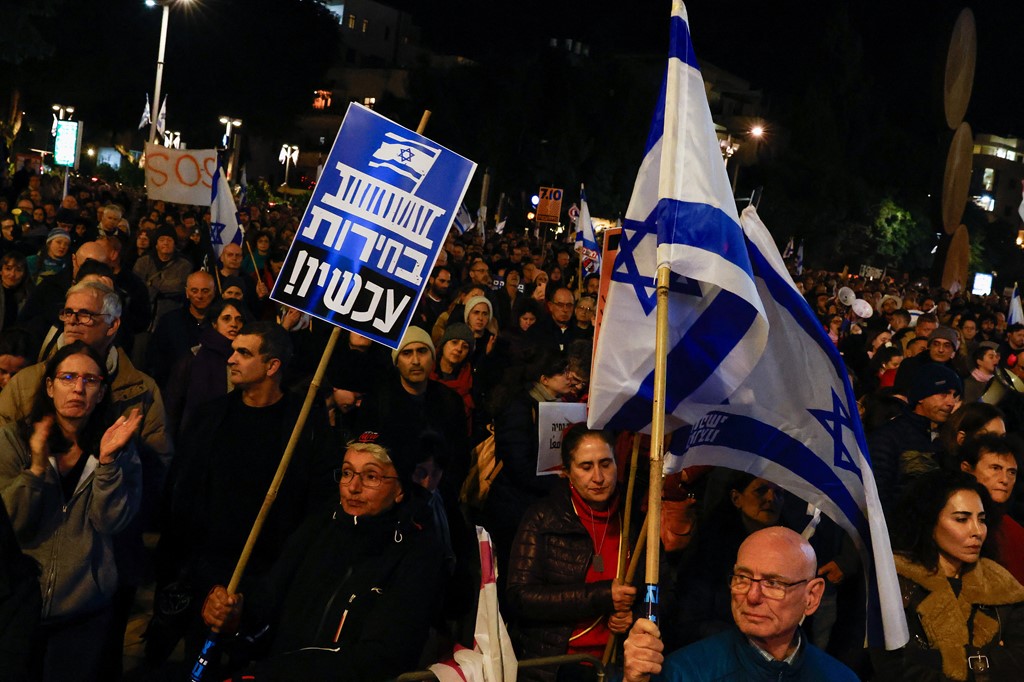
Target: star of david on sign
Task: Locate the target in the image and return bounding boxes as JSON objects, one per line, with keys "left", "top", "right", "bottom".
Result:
{"left": 808, "top": 389, "right": 861, "bottom": 475}
{"left": 610, "top": 215, "right": 702, "bottom": 316}
{"left": 398, "top": 148, "right": 414, "bottom": 163}
{"left": 210, "top": 222, "right": 226, "bottom": 245}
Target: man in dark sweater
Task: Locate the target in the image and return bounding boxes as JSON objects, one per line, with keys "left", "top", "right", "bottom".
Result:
{"left": 167, "top": 321, "right": 338, "bottom": 658}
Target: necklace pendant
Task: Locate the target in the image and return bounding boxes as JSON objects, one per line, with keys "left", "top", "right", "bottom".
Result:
{"left": 592, "top": 553, "right": 605, "bottom": 573}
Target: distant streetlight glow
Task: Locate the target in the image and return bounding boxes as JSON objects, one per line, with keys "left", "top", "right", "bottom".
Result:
{"left": 750, "top": 125, "right": 764, "bottom": 137}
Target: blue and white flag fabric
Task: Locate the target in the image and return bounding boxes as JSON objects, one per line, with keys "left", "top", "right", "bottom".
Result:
{"left": 156, "top": 95, "right": 167, "bottom": 136}
{"left": 574, "top": 185, "right": 601, "bottom": 276}
{"left": 1009, "top": 283, "right": 1024, "bottom": 325}
{"left": 588, "top": 0, "right": 768, "bottom": 437}
{"left": 369, "top": 132, "right": 439, "bottom": 191}
{"left": 795, "top": 239, "right": 804, "bottom": 275}
{"left": 781, "top": 236, "right": 794, "bottom": 259}
{"left": 587, "top": 1, "right": 907, "bottom": 649}
{"left": 239, "top": 166, "right": 249, "bottom": 209}
{"left": 138, "top": 94, "right": 151, "bottom": 131}
{"left": 453, "top": 203, "right": 473, "bottom": 235}
{"left": 210, "top": 166, "right": 243, "bottom": 259}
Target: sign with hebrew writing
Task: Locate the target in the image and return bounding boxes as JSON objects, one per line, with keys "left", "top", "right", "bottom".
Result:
{"left": 271, "top": 104, "right": 476, "bottom": 347}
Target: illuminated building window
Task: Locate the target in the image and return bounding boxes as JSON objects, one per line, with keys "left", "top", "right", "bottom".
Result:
{"left": 312, "top": 90, "right": 332, "bottom": 110}
{"left": 362, "top": 18, "right": 369, "bottom": 32}
{"left": 974, "top": 194, "right": 995, "bottom": 212}
{"left": 363, "top": 97, "right": 376, "bottom": 109}
{"left": 983, "top": 168, "right": 995, "bottom": 192}
{"left": 347, "top": 14, "right": 356, "bottom": 29}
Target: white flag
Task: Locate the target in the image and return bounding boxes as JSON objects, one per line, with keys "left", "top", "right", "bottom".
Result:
{"left": 210, "top": 166, "right": 242, "bottom": 259}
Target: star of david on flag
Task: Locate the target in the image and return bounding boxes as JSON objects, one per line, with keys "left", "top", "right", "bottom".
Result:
{"left": 587, "top": 1, "right": 906, "bottom": 649}
{"left": 210, "top": 165, "right": 243, "bottom": 259}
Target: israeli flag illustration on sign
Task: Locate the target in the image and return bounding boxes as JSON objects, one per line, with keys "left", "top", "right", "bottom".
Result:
{"left": 271, "top": 104, "right": 477, "bottom": 348}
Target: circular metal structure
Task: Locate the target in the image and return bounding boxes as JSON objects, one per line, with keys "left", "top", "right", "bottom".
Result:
{"left": 942, "top": 122, "right": 973, "bottom": 234}
{"left": 944, "top": 8, "right": 977, "bottom": 130}
{"left": 941, "top": 224, "right": 970, "bottom": 291}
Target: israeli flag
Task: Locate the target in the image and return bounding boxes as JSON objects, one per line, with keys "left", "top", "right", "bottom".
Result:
{"left": 138, "top": 94, "right": 151, "bottom": 131}
{"left": 781, "top": 236, "right": 794, "bottom": 259}
{"left": 156, "top": 95, "right": 167, "bottom": 136}
{"left": 1009, "top": 283, "right": 1024, "bottom": 325}
{"left": 574, "top": 185, "right": 601, "bottom": 276}
{"left": 453, "top": 203, "right": 473, "bottom": 235}
{"left": 587, "top": 1, "right": 907, "bottom": 649}
{"left": 369, "top": 132, "right": 440, "bottom": 188}
{"left": 210, "top": 166, "right": 243, "bottom": 259}
{"left": 795, "top": 239, "right": 804, "bottom": 275}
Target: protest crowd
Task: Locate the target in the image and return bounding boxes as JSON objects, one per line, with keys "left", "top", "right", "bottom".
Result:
{"left": 5, "top": 159, "right": 1024, "bottom": 682}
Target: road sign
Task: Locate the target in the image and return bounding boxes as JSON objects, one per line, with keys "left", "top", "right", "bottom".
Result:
{"left": 537, "top": 186, "right": 563, "bottom": 223}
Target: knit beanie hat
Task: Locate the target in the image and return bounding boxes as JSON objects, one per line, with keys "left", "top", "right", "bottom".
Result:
{"left": 391, "top": 325, "right": 435, "bottom": 365}
{"left": 907, "top": 363, "right": 963, "bottom": 406}
{"left": 928, "top": 326, "right": 960, "bottom": 352}
{"left": 463, "top": 295, "right": 493, "bottom": 323}
{"left": 46, "top": 228, "right": 71, "bottom": 244}
{"left": 438, "top": 322, "right": 476, "bottom": 355}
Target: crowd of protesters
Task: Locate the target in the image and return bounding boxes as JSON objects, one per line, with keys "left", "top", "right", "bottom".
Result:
{"left": 3, "top": 163, "right": 1024, "bottom": 682}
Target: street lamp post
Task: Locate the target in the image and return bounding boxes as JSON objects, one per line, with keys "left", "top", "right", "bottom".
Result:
{"left": 51, "top": 104, "right": 75, "bottom": 136}
{"left": 220, "top": 116, "right": 242, "bottom": 183}
{"left": 146, "top": 0, "right": 191, "bottom": 145}
{"left": 279, "top": 144, "right": 299, "bottom": 186}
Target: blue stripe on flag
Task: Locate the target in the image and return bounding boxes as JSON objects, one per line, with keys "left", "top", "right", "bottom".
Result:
{"left": 693, "top": 412, "right": 871, "bottom": 539}
{"left": 745, "top": 238, "right": 873, "bottom": 468}
{"left": 668, "top": 15, "right": 699, "bottom": 71}
{"left": 642, "top": 75, "right": 667, "bottom": 157}
{"left": 603, "top": 288, "right": 758, "bottom": 430}
{"left": 657, "top": 199, "right": 752, "bottom": 275}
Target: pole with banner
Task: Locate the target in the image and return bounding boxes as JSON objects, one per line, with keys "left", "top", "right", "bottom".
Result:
{"left": 189, "top": 108, "right": 476, "bottom": 681}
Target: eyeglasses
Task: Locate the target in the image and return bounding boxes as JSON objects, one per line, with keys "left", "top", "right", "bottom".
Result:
{"left": 333, "top": 467, "right": 399, "bottom": 488}
{"left": 58, "top": 308, "right": 110, "bottom": 326}
{"left": 729, "top": 574, "right": 810, "bottom": 600}
{"left": 576, "top": 306, "right": 594, "bottom": 313}
{"left": 551, "top": 301, "right": 574, "bottom": 309}
{"left": 53, "top": 372, "right": 104, "bottom": 389}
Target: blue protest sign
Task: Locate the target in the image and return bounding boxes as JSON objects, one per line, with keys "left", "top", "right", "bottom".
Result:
{"left": 271, "top": 104, "right": 476, "bottom": 348}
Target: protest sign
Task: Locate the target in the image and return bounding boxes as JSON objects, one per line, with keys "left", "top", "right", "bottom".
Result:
{"left": 271, "top": 104, "right": 476, "bottom": 348}
{"left": 144, "top": 143, "right": 218, "bottom": 205}
{"left": 536, "top": 402, "right": 588, "bottom": 475}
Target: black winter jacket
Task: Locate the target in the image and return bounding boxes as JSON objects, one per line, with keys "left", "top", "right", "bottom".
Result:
{"left": 506, "top": 483, "right": 617, "bottom": 682}
{"left": 236, "top": 494, "right": 446, "bottom": 681}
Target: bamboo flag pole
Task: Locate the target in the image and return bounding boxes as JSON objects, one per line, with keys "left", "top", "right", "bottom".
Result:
{"left": 601, "top": 512, "right": 650, "bottom": 665}
{"left": 644, "top": 265, "right": 671, "bottom": 622}
{"left": 577, "top": 184, "right": 585, "bottom": 299}
{"left": 601, "top": 436, "right": 643, "bottom": 665}
{"left": 190, "top": 109, "right": 433, "bottom": 682}
{"left": 222, "top": 107, "right": 431, "bottom": 597}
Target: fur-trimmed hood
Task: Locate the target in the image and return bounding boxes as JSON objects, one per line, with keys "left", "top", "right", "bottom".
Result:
{"left": 896, "top": 555, "right": 1024, "bottom": 680}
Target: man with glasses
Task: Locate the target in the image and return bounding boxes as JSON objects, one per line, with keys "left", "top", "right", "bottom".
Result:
{"left": 199, "top": 430, "right": 443, "bottom": 681}
{"left": 160, "top": 321, "right": 337, "bottom": 665}
{"left": 527, "top": 286, "right": 582, "bottom": 355}
{"left": 623, "top": 527, "right": 856, "bottom": 681}
{"left": 468, "top": 257, "right": 492, "bottom": 288}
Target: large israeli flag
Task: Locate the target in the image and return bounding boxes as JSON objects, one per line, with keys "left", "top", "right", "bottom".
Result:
{"left": 210, "top": 166, "right": 243, "bottom": 259}
{"left": 587, "top": 1, "right": 907, "bottom": 649}
{"left": 588, "top": 0, "right": 767, "bottom": 435}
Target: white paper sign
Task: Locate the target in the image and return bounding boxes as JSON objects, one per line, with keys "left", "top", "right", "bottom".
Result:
{"left": 536, "top": 402, "right": 588, "bottom": 475}
{"left": 144, "top": 142, "right": 218, "bottom": 206}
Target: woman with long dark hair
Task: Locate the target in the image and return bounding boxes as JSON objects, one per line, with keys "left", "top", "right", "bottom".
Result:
{"left": 873, "top": 470, "right": 1024, "bottom": 681}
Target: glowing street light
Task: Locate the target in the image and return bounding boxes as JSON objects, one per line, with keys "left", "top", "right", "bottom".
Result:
{"left": 279, "top": 144, "right": 299, "bottom": 186}
{"left": 50, "top": 103, "right": 75, "bottom": 136}
{"left": 219, "top": 116, "right": 242, "bottom": 147}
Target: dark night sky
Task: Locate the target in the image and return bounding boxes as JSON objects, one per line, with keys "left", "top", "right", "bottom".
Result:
{"left": 416, "top": 0, "right": 1024, "bottom": 137}
{"left": 10, "top": 1, "right": 1022, "bottom": 154}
